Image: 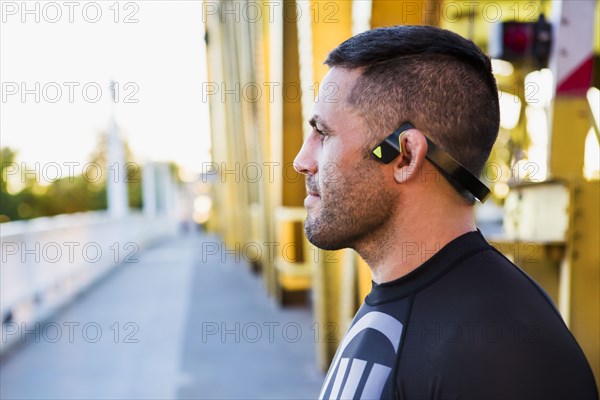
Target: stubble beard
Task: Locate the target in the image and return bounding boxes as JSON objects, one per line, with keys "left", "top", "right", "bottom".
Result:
{"left": 304, "top": 165, "right": 395, "bottom": 252}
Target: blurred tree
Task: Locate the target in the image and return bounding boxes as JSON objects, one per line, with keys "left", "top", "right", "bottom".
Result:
{"left": 0, "top": 147, "right": 20, "bottom": 222}
{"left": 0, "top": 132, "right": 143, "bottom": 223}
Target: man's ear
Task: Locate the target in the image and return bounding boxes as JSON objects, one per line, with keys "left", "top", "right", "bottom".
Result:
{"left": 392, "top": 128, "right": 428, "bottom": 184}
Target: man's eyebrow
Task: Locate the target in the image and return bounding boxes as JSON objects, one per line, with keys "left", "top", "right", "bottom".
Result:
{"left": 309, "top": 115, "right": 334, "bottom": 133}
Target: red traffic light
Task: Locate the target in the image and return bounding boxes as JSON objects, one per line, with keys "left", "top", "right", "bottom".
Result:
{"left": 502, "top": 22, "right": 534, "bottom": 58}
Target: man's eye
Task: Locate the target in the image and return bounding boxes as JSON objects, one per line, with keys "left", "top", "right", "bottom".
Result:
{"left": 315, "top": 127, "right": 327, "bottom": 138}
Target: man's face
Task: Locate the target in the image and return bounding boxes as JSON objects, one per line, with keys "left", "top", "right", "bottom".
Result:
{"left": 294, "top": 68, "right": 396, "bottom": 250}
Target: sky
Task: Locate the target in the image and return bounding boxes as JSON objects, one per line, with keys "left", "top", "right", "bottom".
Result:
{"left": 1, "top": 0, "right": 211, "bottom": 175}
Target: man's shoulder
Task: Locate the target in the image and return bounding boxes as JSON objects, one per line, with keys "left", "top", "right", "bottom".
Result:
{"left": 427, "top": 239, "right": 555, "bottom": 309}
{"left": 414, "top": 241, "right": 569, "bottom": 336}
{"left": 397, "top": 241, "right": 598, "bottom": 400}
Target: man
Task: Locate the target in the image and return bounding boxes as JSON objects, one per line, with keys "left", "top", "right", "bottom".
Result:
{"left": 294, "top": 26, "right": 598, "bottom": 400}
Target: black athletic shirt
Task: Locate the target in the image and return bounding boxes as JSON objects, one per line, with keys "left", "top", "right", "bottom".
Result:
{"left": 319, "top": 230, "right": 598, "bottom": 400}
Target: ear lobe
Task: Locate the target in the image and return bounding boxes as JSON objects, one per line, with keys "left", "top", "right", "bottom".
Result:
{"left": 392, "top": 129, "right": 428, "bottom": 184}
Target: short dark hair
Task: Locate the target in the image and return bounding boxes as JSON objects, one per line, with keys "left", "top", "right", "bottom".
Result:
{"left": 325, "top": 25, "right": 500, "bottom": 178}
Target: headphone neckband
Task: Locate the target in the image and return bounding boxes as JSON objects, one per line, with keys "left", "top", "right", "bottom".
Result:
{"left": 371, "top": 122, "right": 491, "bottom": 203}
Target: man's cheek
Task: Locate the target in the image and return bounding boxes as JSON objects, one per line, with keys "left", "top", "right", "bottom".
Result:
{"left": 321, "top": 161, "right": 341, "bottom": 185}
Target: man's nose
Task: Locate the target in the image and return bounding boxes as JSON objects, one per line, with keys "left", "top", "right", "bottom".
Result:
{"left": 293, "top": 138, "right": 318, "bottom": 176}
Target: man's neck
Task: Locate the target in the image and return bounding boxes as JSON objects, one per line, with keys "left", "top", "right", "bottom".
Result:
{"left": 357, "top": 202, "right": 476, "bottom": 284}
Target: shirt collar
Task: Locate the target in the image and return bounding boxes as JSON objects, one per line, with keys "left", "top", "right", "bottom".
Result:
{"left": 365, "top": 230, "right": 490, "bottom": 305}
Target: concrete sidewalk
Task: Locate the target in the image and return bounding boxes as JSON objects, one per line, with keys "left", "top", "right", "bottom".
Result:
{"left": 0, "top": 232, "right": 323, "bottom": 399}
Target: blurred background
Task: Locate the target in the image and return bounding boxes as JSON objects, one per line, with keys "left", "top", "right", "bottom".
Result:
{"left": 1, "top": 0, "right": 598, "bottom": 398}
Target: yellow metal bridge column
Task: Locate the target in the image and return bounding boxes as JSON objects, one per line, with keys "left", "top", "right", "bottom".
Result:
{"left": 256, "top": 0, "right": 282, "bottom": 296}
{"left": 204, "top": 3, "right": 260, "bottom": 257}
{"left": 204, "top": 10, "right": 240, "bottom": 247}
{"left": 276, "top": 0, "right": 313, "bottom": 300}
{"left": 371, "top": 0, "right": 437, "bottom": 27}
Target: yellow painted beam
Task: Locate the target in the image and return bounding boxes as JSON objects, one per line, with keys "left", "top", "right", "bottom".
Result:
{"left": 567, "top": 180, "right": 600, "bottom": 383}
{"left": 307, "top": 0, "right": 353, "bottom": 372}
{"left": 260, "top": 0, "right": 282, "bottom": 296}
{"left": 357, "top": 256, "right": 373, "bottom": 302}
{"left": 311, "top": 0, "right": 353, "bottom": 82}
{"left": 204, "top": 13, "right": 238, "bottom": 247}
{"left": 372, "top": 0, "right": 435, "bottom": 28}
{"left": 549, "top": 98, "right": 593, "bottom": 180}
{"left": 282, "top": 3, "right": 306, "bottom": 208}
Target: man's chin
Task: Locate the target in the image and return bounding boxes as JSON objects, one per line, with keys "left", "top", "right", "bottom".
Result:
{"left": 308, "top": 240, "right": 347, "bottom": 252}
{"left": 304, "top": 220, "right": 350, "bottom": 251}
{"left": 305, "top": 206, "right": 321, "bottom": 224}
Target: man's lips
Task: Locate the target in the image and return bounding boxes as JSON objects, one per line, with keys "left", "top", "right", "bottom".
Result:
{"left": 305, "top": 183, "right": 321, "bottom": 207}
{"left": 304, "top": 192, "right": 320, "bottom": 207}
